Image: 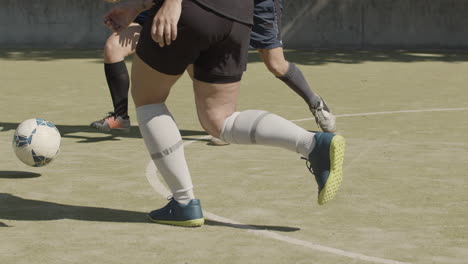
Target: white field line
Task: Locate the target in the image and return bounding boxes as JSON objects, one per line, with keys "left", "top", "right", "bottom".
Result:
{"left": 144, "top": 107, "right": 468, "bottom": 264}
{"left": 145, "top": 160, "right": 409, "bottom": 264}
{"left": 291, "top": 107, "right": 468, "bottom": 122}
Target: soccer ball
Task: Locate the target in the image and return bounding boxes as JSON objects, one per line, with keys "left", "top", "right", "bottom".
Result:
{"left": 12, "top": 118, "right": 61, "bottom": 167}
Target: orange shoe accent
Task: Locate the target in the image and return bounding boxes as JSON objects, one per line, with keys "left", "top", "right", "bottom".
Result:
{"left": 105, "top": 116, "right": 122, "bottom": 129}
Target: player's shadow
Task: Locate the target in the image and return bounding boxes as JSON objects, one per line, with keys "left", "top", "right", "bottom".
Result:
{"left": 0, "top": 171, "right": 41, "bottom": 179}
{"left": 0, "top": 193, "right": 148, "bottom": 223}
{"left": 0, "top": 122, "right": 208, "bottom": 143}
{"left": 247, "top": 49, "right": 468, "bottom": 65}
{"left": 2, "top": 49, "right": 468, "bottom": 65}
{"left": 0, "top": 49, "right": 104, "bottom": 63}
{"left": 0, "top": 194, "right": 300, "bottom": 231}
{"left": 204, "top": 219, "right": 300, "bottom": 232}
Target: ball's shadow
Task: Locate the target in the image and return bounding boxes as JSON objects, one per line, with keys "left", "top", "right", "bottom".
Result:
{"left": 0, "top": 171, "right": 41, "bottom": 179}
{"left": 1, "top": 121, "right": 209, "bottom": 143}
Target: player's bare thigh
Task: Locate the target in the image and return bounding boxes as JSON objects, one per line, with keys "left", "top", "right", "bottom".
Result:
{"left": 131, "top": 55, "right": 237, "bottom": 138}
{"left": 193, "top": 79, "right": 239, "bottom": 138}
{"left": 131, "top": 54, "right": 182, "bottom": 107}
{"left": 104, "top": 23, "right": 142, "bottom": 63}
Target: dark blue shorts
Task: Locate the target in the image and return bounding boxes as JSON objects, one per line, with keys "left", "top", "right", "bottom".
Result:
{"left": 250, "top": 0, "right": 283, "bottom": 49}
{"left": 133, "top": 10, "right": 150, "bottom": 26}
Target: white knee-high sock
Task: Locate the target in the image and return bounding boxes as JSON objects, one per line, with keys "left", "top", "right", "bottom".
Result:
{"left": 136, "top": 104, "right": 195, "bottom": 204}
{"left": 220, "top": 110, "right": 316, "bottom": 157}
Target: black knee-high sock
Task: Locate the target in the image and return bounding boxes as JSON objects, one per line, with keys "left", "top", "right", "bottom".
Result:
{"left": 104, "top": 61, "right": 129, "bottom": 118}
{"left": 277, "top": 63, "right": 321, "bottom": 110}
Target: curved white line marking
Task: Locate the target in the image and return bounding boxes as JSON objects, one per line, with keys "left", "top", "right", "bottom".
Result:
{"left": 145, "top": 161, "right": 409, "bottom": 264}
{"left": 144, "top": 107, "right": 468, "bottom": 263}
{"left": 291, "top": 107, "right": 468, "bottom": 122}
{"left": 145, "top": 139, "right": 411, "bottom": 264}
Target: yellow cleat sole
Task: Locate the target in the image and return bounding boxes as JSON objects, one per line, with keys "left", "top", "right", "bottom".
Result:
{"left": 318, "top": 135, "right": 345, "bottom": 205}
{"left": 148, "top": 217, "right": 205, "bottom": 227}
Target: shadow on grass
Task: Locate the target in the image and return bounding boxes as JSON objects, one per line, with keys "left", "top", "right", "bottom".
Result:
{"left": 252, "top": 49, "right": 468, "bottom": 65}
{"left": 1, "top": 48, "right": 468, "bottom": 65}
{"left": 0, "top": 49, "right": 104, "bottom": 62}
{"left": 0, "top": 121, "right": 208, "bottom": 143}
{"left": 0, "top": 193, "right": 148, "bottom": 223}
{"left": 0, "top": 171, "right": 41, "bottom": 179}
{"left": 205, "top": 219, "right": 300, "bottom": 232}
{"left": 0, "top": 194, "right": 300, "bottom": 231}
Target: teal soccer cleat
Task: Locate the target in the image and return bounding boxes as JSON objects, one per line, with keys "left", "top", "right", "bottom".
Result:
{"left": 303, "top": 132, "right": 345, "bottom": 205}
{"left": 148, "top": 198, "right": 204, "bottom": 227}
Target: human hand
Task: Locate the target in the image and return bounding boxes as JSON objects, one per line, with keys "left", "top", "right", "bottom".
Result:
{"left": 151, "top": 0, "right": 182, "bottom": 47}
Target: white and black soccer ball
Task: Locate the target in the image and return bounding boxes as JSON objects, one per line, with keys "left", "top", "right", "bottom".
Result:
{"left": 12, "top": 118, "right": 61, "bottom": 167}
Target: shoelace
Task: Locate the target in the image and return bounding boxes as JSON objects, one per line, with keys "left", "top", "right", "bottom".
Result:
{"left": 101, "top": 112, "right": 116, "bottom": 120}
{"left": 158, "top": 196, "right": 175, "bottom": 215}
{"left": 311, "top": 108, "right": 328, "bottom": 130}
{"left": 311, "top": 106, "right": 328, "bottom": 120}
{"left": 301, "top": 156, "right": 315, "bottom": 175}
{"left": 302, "top": 157, "right": 323, "bottom": 192}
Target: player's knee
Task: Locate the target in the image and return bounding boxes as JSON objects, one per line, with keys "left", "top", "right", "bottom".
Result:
{"left": 200, "top": 115, "right": 226, "bottom": 138}
{"left": 104, "top": 38, "right": 128, "bottom": 62}
{"left": 104, "top": 38, "right": 117, "bottom": 54}
{"left": 265, "top": 59, "right": 289, "bottom": 77}
{"left": 200, "top": 123, "right": 220, "bottom": 139}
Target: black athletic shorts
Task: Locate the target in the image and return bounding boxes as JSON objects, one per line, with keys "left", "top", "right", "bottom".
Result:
{"left": 136, "top": 0, "right": 251, "bottom": 83}
{"left": 133, "top": 10, "right": 150, "bottom": 26}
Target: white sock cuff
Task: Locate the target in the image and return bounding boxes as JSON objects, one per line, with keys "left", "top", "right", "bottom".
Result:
{"left": 296, "top": 131, "right": 315, "bottom": 157}
{"left": 172, "top": 187, "right": 195, "bottom": 204}
{"left": 220, "top": 111, "right": 240, "bottom": 143}
{"left": 136, "top": 103, "right": 171, "bottom": 125}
